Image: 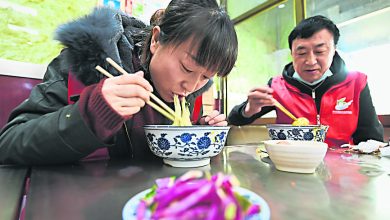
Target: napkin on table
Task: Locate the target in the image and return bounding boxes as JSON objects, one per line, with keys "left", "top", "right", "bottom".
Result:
{"left": 341, "top": 139, "right": 389, "bottom": 155}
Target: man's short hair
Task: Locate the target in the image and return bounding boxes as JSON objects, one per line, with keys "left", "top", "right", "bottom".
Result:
{"left": 288, "top": 15, "right": 340, "bottom": 49}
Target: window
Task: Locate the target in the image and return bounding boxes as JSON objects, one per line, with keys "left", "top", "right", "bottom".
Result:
{"left": 226, "top": 0, "right": 295, "bottom": 114}
{"left": 226, "top": 0, "right": 267, "bottom": 19}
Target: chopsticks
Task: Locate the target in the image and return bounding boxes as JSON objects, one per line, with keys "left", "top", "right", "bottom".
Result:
{"left": 105, "top": 58, "right": 175, "bottom": 117}
{"left": 95, "top": 66, "right": 114, "bottom": 78}
{"left": 94, "top": 59, "right": 175, "bottom": 122}
{"left": 272, "top": 98, "right": 298, "bottom": 121}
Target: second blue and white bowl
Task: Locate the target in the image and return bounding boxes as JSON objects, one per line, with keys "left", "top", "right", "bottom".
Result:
{"left": 266, "top": 124, "right": 329, "bottom": 142}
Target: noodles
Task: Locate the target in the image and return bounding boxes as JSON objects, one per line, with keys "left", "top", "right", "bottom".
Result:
{"left": 181, "top": 96, "right": 191, "bottom": 125}
{"left": 171, "top": 94, "right": 192, "bottom": 126}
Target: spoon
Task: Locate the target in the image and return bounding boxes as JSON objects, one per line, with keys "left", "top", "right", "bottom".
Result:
{"left": 272, "top": 98, "right": 309, "bottom": 126}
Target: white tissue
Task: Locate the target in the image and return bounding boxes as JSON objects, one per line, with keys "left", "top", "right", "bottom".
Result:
{"left": 379, "top": 146, "right": 390, "bottom": 156}
{"left": 350, "top": 140, "right": 388, "bottom": 154}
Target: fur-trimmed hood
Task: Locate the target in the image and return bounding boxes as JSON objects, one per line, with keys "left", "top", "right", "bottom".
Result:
{"left": 55, "top": 7, "right": 148, "bottom": 85}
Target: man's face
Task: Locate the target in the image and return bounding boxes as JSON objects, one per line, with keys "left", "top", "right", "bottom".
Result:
{"left": 149, "top": 27, "right": 215, "bottom": 102}
{"left": 291, "top": 29, "right": 336, "bottom": 83}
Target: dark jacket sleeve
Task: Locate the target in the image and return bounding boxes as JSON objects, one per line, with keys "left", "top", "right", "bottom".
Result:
{"left": 227, "top": 101, "right": 275, "bottom": 125}
{"left": 0, "top": 57, "right": 106, "bottom": 165}
{"left": 352, "top": 84, "right": 384, "bottom": 144}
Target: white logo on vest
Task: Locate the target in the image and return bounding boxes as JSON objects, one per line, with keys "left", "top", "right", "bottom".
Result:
{"left": 333, "top": 97, "right": 353, "bottom": 114}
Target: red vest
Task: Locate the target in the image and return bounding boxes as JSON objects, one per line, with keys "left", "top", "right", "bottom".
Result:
{"left": 271, "top": 72, "right": 367, "bottom": 147}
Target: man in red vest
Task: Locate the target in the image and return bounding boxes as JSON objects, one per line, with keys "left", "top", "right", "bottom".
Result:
{"left": 228, "top": 15, "right": 384, "bottom": 147}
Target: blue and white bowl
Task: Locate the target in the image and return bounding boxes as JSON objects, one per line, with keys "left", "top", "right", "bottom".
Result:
{"left": 266, "top": 124, "right": 329, "bottom": 142}
{"left": 144, "top": 125, "right": 230, "bottom": 167}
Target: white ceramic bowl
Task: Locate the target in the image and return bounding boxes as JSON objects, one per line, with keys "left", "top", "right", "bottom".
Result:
{"left": 266, "top": 124, "right": 329, "bottom": 142}
{"left": 144, "top": 125, "right": 230, "bottom": 168}
{"left": 263, "top": 140, "right": 328, "bottom": 173}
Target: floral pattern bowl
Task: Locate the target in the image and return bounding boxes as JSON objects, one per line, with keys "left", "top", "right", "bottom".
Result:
{"left": 144, "top": 125, "right": 230, "bottom": 168}
{"left": 266, "top": 124, "right": 329, "bottom": 142}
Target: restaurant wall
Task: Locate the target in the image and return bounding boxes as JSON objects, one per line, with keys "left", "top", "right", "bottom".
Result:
{"left": 0, "top": 0, "right": 171, "bottom": 65}
{"left": 0, "top": 0, "right": 98, "bottom": 65}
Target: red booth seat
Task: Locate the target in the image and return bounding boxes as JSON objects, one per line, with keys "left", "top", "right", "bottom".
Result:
{"left": 0, "top": 59, "right": 45, "bottom": 129}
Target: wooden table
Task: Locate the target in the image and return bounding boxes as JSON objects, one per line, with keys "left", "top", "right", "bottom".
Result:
{"left": 0, "top": 165, "right": 29, "bottom": 220}
{"left": 24, "top": 145, "right": 390, "bottom": 220}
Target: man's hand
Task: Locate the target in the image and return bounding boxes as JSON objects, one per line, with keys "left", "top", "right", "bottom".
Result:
{"left": 243, "top": 86, "right": 274, "bottom": 118}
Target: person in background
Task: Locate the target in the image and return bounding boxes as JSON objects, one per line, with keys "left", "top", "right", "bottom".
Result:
{"left": 0, "top": 0, "right": 237, "bottom": 164}
{"left": 228, "top": 15, "right": 383, "bottom": 147}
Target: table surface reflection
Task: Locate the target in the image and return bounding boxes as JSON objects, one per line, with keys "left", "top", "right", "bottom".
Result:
{"left": 0, "top": 165, "right": 29, "bottom": 220}
{"left": 24, "top": 145, "right": 390, "bottom": 220}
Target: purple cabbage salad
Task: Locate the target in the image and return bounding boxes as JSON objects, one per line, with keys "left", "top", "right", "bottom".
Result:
{"left": 136, "top": 171, "right": 261, "bottom": 220}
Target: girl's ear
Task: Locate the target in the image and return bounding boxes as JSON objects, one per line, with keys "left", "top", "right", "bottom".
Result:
{"left": 150, "top": 26, "right": 161, "bottom": 55}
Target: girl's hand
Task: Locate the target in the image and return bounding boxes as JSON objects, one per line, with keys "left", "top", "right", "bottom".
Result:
{"left": 101, "top": 71, "right": 153, "bottom": 118}
{"left": 199, "top": 110, "right": 228, "bottom": 126}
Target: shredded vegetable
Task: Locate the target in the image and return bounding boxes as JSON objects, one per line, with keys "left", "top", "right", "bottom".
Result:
{"left": 172, "top": 94, "right": 192, "bottom": 126}
{"left": 136, "top": 171, "right": 261, "bottom": 220}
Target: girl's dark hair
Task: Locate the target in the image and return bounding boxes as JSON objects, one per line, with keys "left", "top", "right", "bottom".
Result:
{"left": 288, "top": 15, "right": 340, "bottom": 50}
{"left": 141, "top": 0, "right": 238, "bottom": 77}
{"left": 150, "top": 9, "right": 165, "bottom": 26}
